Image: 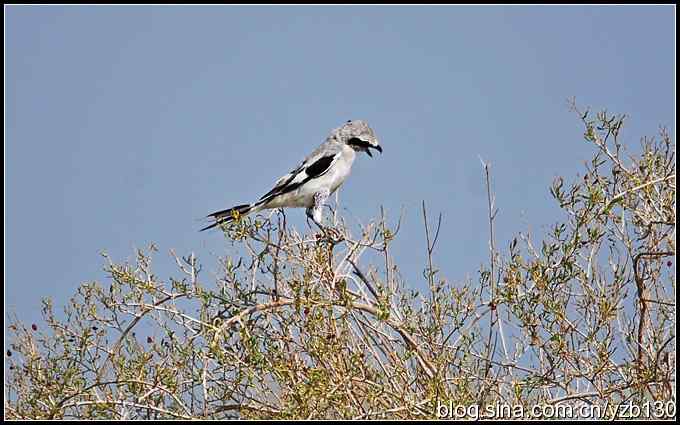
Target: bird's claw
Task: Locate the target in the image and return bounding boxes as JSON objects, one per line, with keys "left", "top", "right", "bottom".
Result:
{"left": 320, "top": 226, "right": 343, "bottom": 243}
{"left": 308, "top": 220, "right": 343, "bottom": 243}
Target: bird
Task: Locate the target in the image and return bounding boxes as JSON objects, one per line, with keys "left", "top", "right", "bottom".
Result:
{"left": 200, "top": 120, "right": 382, "bottom": 232}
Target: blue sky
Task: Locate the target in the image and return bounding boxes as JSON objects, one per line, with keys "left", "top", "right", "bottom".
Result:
{"left": 5, "top": 5, "right": 675, "bottom": 328}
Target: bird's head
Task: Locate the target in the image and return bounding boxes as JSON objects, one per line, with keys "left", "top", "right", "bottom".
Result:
{"left": 333, "top": 119, "right": 382, "bottom": 157}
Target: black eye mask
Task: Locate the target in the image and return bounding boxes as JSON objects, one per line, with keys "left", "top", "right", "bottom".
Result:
{"left": 347, "top": 137, "right": 371, "bottom": 149}
{"left": 347, "top": 137, "right": 382, "bottom": 157}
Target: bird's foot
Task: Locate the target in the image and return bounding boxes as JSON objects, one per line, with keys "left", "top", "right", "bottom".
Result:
{"left": 321, "top": 226, "right": 343, "bottom": 243}
{"left": 306, "top": 216, "right": 343, "bottom": 244}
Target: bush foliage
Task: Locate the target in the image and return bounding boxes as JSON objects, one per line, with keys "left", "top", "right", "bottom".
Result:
{"left": 5, "top": 104, "right": 676, "bottom": 419}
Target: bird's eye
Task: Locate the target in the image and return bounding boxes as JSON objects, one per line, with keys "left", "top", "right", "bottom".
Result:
{"left": 346, "top": 120, "right": 352, "bottom": 123}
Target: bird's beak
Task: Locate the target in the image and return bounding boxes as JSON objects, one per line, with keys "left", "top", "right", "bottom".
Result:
{"left": 367, "top": 145, "right": 382, "bottom": 157}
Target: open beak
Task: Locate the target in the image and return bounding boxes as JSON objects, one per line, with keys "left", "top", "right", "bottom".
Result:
{"left": 367, "top": 145, "right": 382, "bottom": 157}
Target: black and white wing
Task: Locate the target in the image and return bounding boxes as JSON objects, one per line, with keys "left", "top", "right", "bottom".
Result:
{"left": 257, "top": 146, "right": 342, "bottom": 204}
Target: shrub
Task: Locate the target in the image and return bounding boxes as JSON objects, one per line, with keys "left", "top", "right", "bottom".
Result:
{"left": 5, "top": 103, "right": 675, "bottom": 419}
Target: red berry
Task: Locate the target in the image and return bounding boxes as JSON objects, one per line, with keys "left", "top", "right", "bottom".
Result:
{"left": 31, "top": 324, "right": 37, "bottom": 331}
{"left": 667, "top": 261, "right": 673, "bottom": 267}
{"left": 147, "top": 336, "right": 153, "bottom": 344}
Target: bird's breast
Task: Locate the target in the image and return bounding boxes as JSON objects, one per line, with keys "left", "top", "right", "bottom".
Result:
{"left": 328, "top": 148, "right": 356, "bottom": 192}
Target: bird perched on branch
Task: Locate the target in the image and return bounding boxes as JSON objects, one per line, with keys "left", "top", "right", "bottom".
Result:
{"left": 201, "top": 120, "right": 382, "bottom": 232}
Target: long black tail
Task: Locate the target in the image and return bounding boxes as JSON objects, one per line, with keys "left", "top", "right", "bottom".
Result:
{"left": 200, "top": 203, "right": 253, "bottom": 232}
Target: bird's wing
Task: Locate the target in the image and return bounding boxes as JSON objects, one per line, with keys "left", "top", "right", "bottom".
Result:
{"left": 258, "top": 143, "right": 342, "bottom": 202}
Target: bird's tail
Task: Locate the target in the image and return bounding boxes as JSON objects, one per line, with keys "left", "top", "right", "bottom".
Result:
{"left": 200, "top": 203, "right": 262, "bottom": 232}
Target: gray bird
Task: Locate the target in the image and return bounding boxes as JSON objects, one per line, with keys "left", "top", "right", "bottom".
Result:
{"left": 201, "top": 120, "right": 382, "bottom": 231}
